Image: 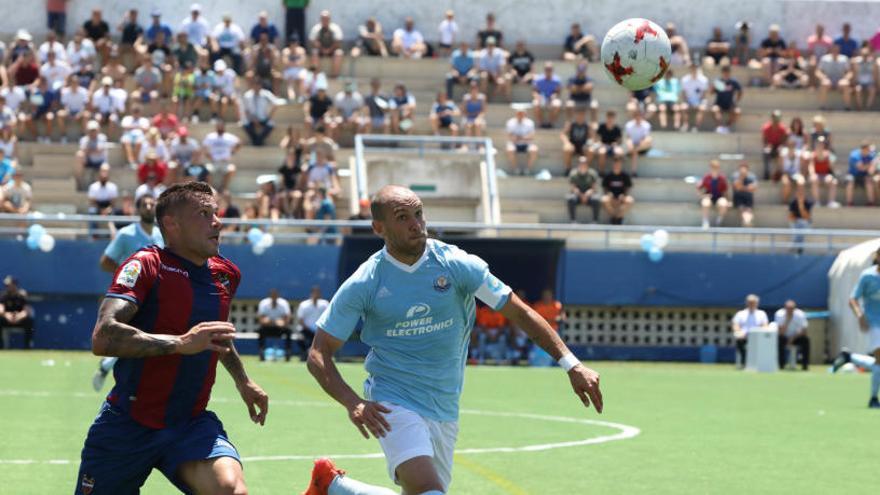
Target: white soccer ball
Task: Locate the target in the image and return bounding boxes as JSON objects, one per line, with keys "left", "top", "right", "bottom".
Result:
{"left": 839, "top": 362, "right": 857, "bottom": 374}
{"left": 601, "top": 18, "right": 671, "bottom": 91}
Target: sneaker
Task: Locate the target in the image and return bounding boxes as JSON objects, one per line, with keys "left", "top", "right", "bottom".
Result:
{"left": 828, "top": 201, "right": 841, "bottom": 209}
{"left": 701, "top": 219, "right": 710, "bottom": 230}
{"left": 830, "top": 349, "right": 851, "bottom": 373}
{"left": 60, "top": 136, "right": 68, "bottom": 144}
{"left": 869, "top": 397, "right": 880, "bottom": 409}
{"left": 302, "top": 458, "right": 345, "bottom": 495}
{"left": 191, "top": 114, "right": 200, "bottom": 124}
{"left": 92, "top": 368, "right": 108, "bottom": 392}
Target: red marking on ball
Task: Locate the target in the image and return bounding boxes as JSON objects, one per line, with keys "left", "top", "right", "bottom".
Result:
{"left": 605, "top": 52, "right": 634, "bottom": 84}
{"left": 650, "top": 56, "right": 669, "bottom": 83}
{"left": 634, "top": 20, "right": 659, "bottom": 44}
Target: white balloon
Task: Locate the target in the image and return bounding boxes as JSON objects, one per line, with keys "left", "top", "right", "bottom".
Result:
{"left": 252, "top": 243, "right": 266, "bottom": 256}
{"left": 652, "top": 229, "right": 669, "bottom": 249}
{"left": 258, "top": 233, "right": 275, "bottom": 248}
{"left": 38, "top": 234, "right": 56, "bottom": 252}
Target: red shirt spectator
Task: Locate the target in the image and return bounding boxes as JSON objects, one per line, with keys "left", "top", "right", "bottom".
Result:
{"left": 151, "top": 109, "right": 179, "bottom": 139}
{"left": 699, "top": 170, "right": 729, "bottom": 200}
{"left": 137, "top": 153, "right": 168, "bottom": 184}
{"left": 762, "top": 118, "right": 788, "bottom": 147}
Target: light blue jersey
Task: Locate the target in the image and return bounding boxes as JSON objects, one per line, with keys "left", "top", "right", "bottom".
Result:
{"left": 853, "top": 266, "right": 880, "bottom": 328}
{"left": 317, "top": 239, "right": 511, "bottom": 422}
{"left": 104, "top": 222, "right": 164, "bottom": 266}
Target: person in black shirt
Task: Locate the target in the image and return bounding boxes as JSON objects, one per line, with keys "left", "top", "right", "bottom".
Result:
{"left": 279, "top": 125, "right": 304, "bottom": 218}
{"left": 751, "top": 24, "right": 787, "bottom": 86}
{"left": 83, "top": 9, "right": 111, "bottom": 62}
{"left": 591, "top": 110, "right": 623, "bottom": 175}
{"left": 566, "top": 62, "right": 598, "bottom": 121}
{"left": 117, "top": 9, "right": 143, "bottom": 48}
{"left": 600, "top": 157, "right": 634, "bottom": 225}
{"left": 0, "top": 276, "right": 34, "bottom": 349}
{"left": 710, "top": 65, "right": 743, "bottom": 133}
{"left": 507, "top": 40, "right": 535, "bottom": 85}
{"left": 346, "top": 198, "right": 374, "bottom": 236}
{"left": 788, "top": 176, "right": 812, "bottom": 254}
{"left": 561, "top": 109, "right": 592, "bottom": 174}
{"left": 563, "top": 23, "right": 597, "bottom": 61}
{"left": 476, "top": 13, "right": 503, "bottom": 49}
{"left": 305, "top": 87, "right": 336, "bottom": 134}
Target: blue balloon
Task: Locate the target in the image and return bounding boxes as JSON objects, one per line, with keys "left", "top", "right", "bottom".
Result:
{"left": 26, "top": 235, "right": 40, "bottom": 250}
{"left": 640, "top": 234, "right": 655, "bottom": 252}
{"left": 28, "top": 224, "right": 46, "bottom": 239}
{"left": 247, "top": 227, "right": 264, "bottom": 245}
{"left": 648, "top": 246, "right": 664, "bottom": 263}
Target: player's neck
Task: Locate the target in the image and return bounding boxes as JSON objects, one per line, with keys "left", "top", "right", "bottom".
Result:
{"left": 385, "top": 244, "right": 424, "bottom": 266}
{"left": 139, "top": 220, "right": 153, "bottom": 233}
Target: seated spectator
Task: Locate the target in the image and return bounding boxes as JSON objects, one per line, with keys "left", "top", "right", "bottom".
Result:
{"left": 807, "top": 136, "right": 839, "bottom": 207}
{"left": 249, "top": 11, "right": 279, "bottom": 46}
{"left": 653, "top": 69, "right": 682, "bottom": 130}
{"left": 211, "top": 59, "right": 241, "bottom": 121}
{"left": 168, "top": 126, "right": 200, "bottom": 178}
{"left": 778, "top": 139, "right": 806, "bottom": 203}
{"left": 302, "top": 125, "right": 339, "bottom": 163}
{"left": 178, "top": 149, "right": 212, "bottom": 184}
{"left": 666, "top": 23, "right": 692, "bottom": 66}
{"left": 624, "top": 111, "right": 652, "bottom": 176}
{"left": 217, "top": 191, "right": 240, "bottom": 235}
{"left": 295, "top": 286, "right": 329, "bottom": 361}
{"left": 300, "top": 65, "right": 328, "bottom": 97}
{"left": 749, "top": 24, "right": 786, "bottom": 86}
{"left": 242, "top": 76, "right": 285, "bottom": 146}
{"left": 429, "top": 91, "right": 460, "bottom": 137}
{"left": 150, "top": 100, "right": 180, "bottom": 138}
{"left": 0, "top": 149, "right": 14, "bottom": 186}
{"left": 333, "top": 81, "right": 366, "bottom": 137}
{"left": 771, "top": 49, "right": 809, "bottom": 90}
{"left": 179, "top": 3, "right": 210, "bottom": 48}
{"left": 562, "top": 23, "right": 597, "bottom": 61}
{"left": 762, "top": 110, "right": 788, "bottom": 180}
{"left": 477, "top": 37, "right": 511, "bottom": 101}
{"left": 846, "top": 141, "right": 877, "bottom": 206}
{"left": 191, "top": 58, "right": 215, "bottom": 121}
{"left": 626, "top": 86, "right": 656, "bottom": 120}
{"left": 308, "top": 10, "right": 344, "bottom": 78}
{"left": 437, "top": 10, "right": 458, "bottom": 57}
{"left": 141, "top": 29, "right": 174, "bottom": 84}
{"left": 697, "top": 159, "right": 730, "bottom": 229}
{"left": 24, "top": 76, "right": 59, "bottom": 143}
{"left": 531, "top": 62, "right": 562, "bottom": 128}
{"left": 89, "top": 76, "right": 125, "bottom": 133}
{"left": 460, "top": 82, "right": 487, "bottom": 139}
{"left": 731, "top": 162, "right": 757, "bottom": 226}
{"left": 389, "top": 83, "right": 416, "bottom": 135}
{"left": 119, "top": 104, "right": 150, "bottom": 166}
{"left": 83, "top": 8, "right": 111, "bottom": 61}
{"left": 75, "top": 120, "right": 107, "bottom": 189}
{"left": 0, "top": 95, "right": 19, "bottom": 132}
{"left": 704, "top": 27, "right": 731, "bottom": 68}
{"left": 38, "top": 30, "right": 67, "bottom": 64}
{"left": 257, "top": 288, "right": 293, "bottom": 361}
{"left": 477, "top": 13, "right": 503, "bottom": 49}
{"left": 834, "top": 22, "right": 858, "bottom": 58}
{"left": 278, "top": 126, "right": 304, "bottom": 218}
{"left": 472, "top": 302, "right": 509, "bottom": 364}
{"left": 591, "top": 110, "right": 623, "bottom": 175}
{"left": 815, "top": 44, "right": 852, "bottom": 110}
{"left": 809, "top": 114, "right": 833, "bottom": 150}
{"left": 1, "top": 169, "right": 30, "bottom": 214}
{"left": 345, "top": 198, "right": 373, "bottom": 236}
{"left": 788, "top": 116, "right": 808, "bottom": 150}
{"left": 561, "top": 109, "right": 592, "bottom": 174}
{"left": 774, "top": 299, "right": 810, "bottom": 370}
{"left": 850, "top": 47, "right": 878, "bottom": 111}
{"left": 172, "top": 32, "right": 200, "bottom": 74}
{"left": 256, "top": 176, "right": 282, "bottom": 221}
{"left": 144, "top": 9, "right": 173, "bottom": 45}
{"left": 507, "top": 40, "right": 535, "bottom": 88}
{"left": 299, "top": 149, "right": 341, "bottom": 220}
{"left": 806, "top": 24, "right": 834, "bottom": 83}
{"left": 391, "top": 17, "right": 427, "bottom": 59}
{"left": 731, "top": 294, "right": 769, "bottom": 367}
{"left": 0, "top": 126, "right": 18, "bottom": 162}
{"left": 39, "top": 50, "right": 71, "bottom": 91}
{"left": 138, "top": 127, "right": 169, "bottom": 164}
{"left": 363, "top": 78, "right": 391, "bottom": 134}
{"left": 172, "top": 62, "right": 197, "bottom": 120}
{"left": 445, "top": 42, "right": 476, "bottom": 99}
{"left": 733, "top": 22, "right": 752, "bottom": 65}
{"left": 788, "top": 176, "right": 813, "bottom": 254}
{"left": 8, "top": 30, "right": 35, "bottom": 65}
{"left": 135, "top": 171, "right": 167, "bottom": 200}
{"left": 304, "top": 87, "right": 336, "bottom": 136}
{"left": 505, "top": 108, "right": 538, "bottom": 175}
{"left": 0, "top": 276, "right": 35, "bottom": 350}
{"left": 116, "top": 8, "right": 143, "bottom": 58}
{"left": 10, "top": 50, "right": 40, "bottom": 89}
{"left": 353, "top": 17, "right": 388, "bottom": 58}
{"left": 248, "top": 33, "right": 280, "bottom": 90}
{"left": 137, "top": 150, "right": 168, "bottom": 185}
{"left": 210, "top": 13, "right": 245, "bottom": 75}
{"left": 567, "top": 156, "right": 600, "bottom": 223}
{"left": 87, "top": 163, "right": 118, "bottom": 219}
{"left": 57, "top": 73, "right": 90, "bottom": 141}
{"left": 202, "top": 120, "right": 239, "bottom": 191}
{"left": 601, "top": 157, "right": 634, "bottom": 225}
{"left": 281, "top": 38, "right": 308, "bottom": 101}
{"left": 710, "top": 65, "right": 742, "bottom": 133}
{"left": 681, "top": 63, "right": 709, "bottom": 132}
{"left": 565, "top": 62, "right": 598, "bottom": 122}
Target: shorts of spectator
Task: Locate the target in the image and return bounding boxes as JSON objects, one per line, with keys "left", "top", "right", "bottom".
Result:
{"left": 851, "top": 47, "right": 878, "bottom": 111}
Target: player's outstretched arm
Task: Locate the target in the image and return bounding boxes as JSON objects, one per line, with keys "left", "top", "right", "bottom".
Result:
{"left": 849, "top": 297, "right": 869, "bottom": 331}
{"left": 307, "top": 330, "right": 392, "bottom": 439}
{"left": 91, "top": 297, "right": 236, "bottom": 358}
{"left": 219, "top": 342, "right": 269, "bottom": 425}
{"left": 499, "top": 293, "right": 603, "bottom": 414}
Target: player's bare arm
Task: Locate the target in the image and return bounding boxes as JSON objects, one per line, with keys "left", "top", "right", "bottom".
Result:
{"left": 91, "top": 297, "right": 236, "bottom": 358}
{"left": 307, "top": 330, "right": 392, "bottom": 439}
{"left": 219, "top": 343, "right": 269, "bottom": 426}
{"left": 99, "top": 255, "right": 119, "bottom": 274}
{"left": 499, "top": 292, "right": 603, "bottom": 413}
{"left": 849, "top": 297, "right": 869, "bottom": 331}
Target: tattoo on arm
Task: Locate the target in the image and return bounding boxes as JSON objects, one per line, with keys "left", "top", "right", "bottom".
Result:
{"left": 219, "top": 343, "right": 249, "bottom": 385}
{"left": 93, "top": 297, "right": 179, "bottom": 358}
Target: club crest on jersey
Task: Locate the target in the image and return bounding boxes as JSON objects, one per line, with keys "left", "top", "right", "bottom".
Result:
{"left": 116, "top": 260, "right": 142, "bottom": 288}
{"left": 214, "top": 272, "right": 231, "bottom": 292}
{"left": 80, "top": 474, "right": 95, "bottom": 495}
{"left": 433, "top": 274, "right": 450, "bottom": 292}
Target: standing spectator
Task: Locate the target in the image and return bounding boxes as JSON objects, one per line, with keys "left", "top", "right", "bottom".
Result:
{"left": 363, "top": 78, "right": 391, "bottom": 134}
{"left": 733, "top": 22, "right": 752, "bottom": 65}
{"left": 1, "top": 169, "right": 30, "bottom": 214}
{"left": 561, "top": 109, "right": 592, "bottom": 174}
{"left": 653, "top": 69, "right": 682, "bottom": 130}
{"left": 283, "top": 0, "right": 308, "bottom": 45}
{"left": 731, "top": 294, "right": 769, "bottom": 368}
{"left": 591, "top": 110, "right": 623, "bottom": 175}
{"left": 180, "top": 3, "right": 210, "bottom": 48}
{"left": 257, "top": 289, "right": 293, "bottom": 362}
{"left": 845, "top": 141, "right": 877, "bottom": 206}
{"left": 505, "top": 108, "right": 538, "bottom": 175}
{"left": 242, "top": 77, "right": 285, "bottom": 146}
{"left": 774, "top": 299, "right": 810, "bottom": 370}
{"left": 437, "top": 10, "right": 458, "bottom": 57}
{"left": 834, "top": 22, "right": 858, "bottom": 58}
{"left": 202, "top": 120, "right": 240, "bottom": 191}
{"left": 476, "top": 13, "right": 504, "bottom": 49}
{"left": 295, "top": 286, "right": 329, "bottom": 361}
{"left": 24, "top": 76, "right": 59, "bottom": 143}
{"left": 117, "top": 9, "right": 143, "bottom": 58}
{"left": 477, "top": 37, "right": 510, "bottom": 101}
{"left": 531, "top": 62, "right": 562, "bottom": 128}
{"left": 304, "top": 87, "right": 336, "bottom": 136}
{"left": 710, "top": 65, "right": 742, "bottom": 134}
{"left": 762, "top": 110, "right": 788, "bottom": 180}
{"left": 565, "top": 62, "right": 598, "bottom": 122}
{"left": 750, "top": 24, "right": 786, "bottom": 86}
{"left": 308, "top": 10, "right": 343, "bottom": 78}
{"left": 353, "top": 17, "right": 388, "bottom": 58}
{"left": 0, "top": 276, "right": 34, "bottom": 350}
{"left": 250, "top": 11, "right": 279, "bottom": 46}
{"left": 281, "top": 38, "right": 308, "bottom": 101}
{"left": 131, "top": 56, "right": 162, "bottom": 104}
{"left": 807, "top": 136, "right": 839, "bottom": 207}
{"left": 47, "top": 0, "right": 69, "bottom": 38}
{"left": 389, "top": 83, "right": 416, "bottom": 135}
{"left": 87, "top": 163, "right": 118, "bottom": 221}
{"left": 704, "top": 27, "right": 731, "bottom": 67}
{"left": 563, "top": 23, "right": 597, "bottom": 61}
{"left": 391, "top": 17, "right": 427, "bottom": 59}
{"left": 850, "top": 47, "right": 878, "bottom": 111}
{"left": 788, "top": 175, "right": 813, "bottom": 254}
{"left": 698, "top": 159, "right": 729, "bottom": 229}
{"left": 445, "top": 42, "right": 476, "bottom": 99}
{"left": 816, "top": 44, "right": 852, "bottom": 110}
{"left": 460, "top": 82, "right": 487, "bottom": 140}
{"left": 210, "top": 14, "right": 246, "bottom": 75}
{"left": 89, "top": 76, "right": 125, "bottom": 133}
{"left": 74, "top": 120, "right": 107, "bottom": 189}
{"left": 119, "top": 104, "right": 149, "bottom": 167}
{"left": 681, "top": 63, "right": 709, "bottom": 132}
{"left": 731, "top": 162, "right": 757, "bottom": 227}
{"left": 334, "top": 81, "right": 366, "bottom": 137}
{"left": 429, "top": 91, "right": 460, "bottom": 138}
{"left": 778, "top": 139, "right": 805, "bottom": 203}
{"left": 566, "top": 156, "right": 600, "bottom": 223}
{"left": 508, "top": 40, "right": 536, "bottom": 87}
{"left": 57, "top": 73, "right": 89, "bottom": 141}
{"left": 83, "top": 9, "right": 111, "bottom": 61}
{"left": 624, "top": 111, "right": 652, "bottom": 176}
{"left": 601, "top": 157, "right": 634, "bottom": 225}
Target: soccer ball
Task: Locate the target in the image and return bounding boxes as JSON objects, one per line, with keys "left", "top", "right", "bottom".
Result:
{"left": 601, "top": 18, "right": 671, "bottom": 91}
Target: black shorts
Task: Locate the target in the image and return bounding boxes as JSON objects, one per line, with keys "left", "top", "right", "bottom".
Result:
{"left": 716, "top": 101, "right": 735, "bottom": 112}
{"left": 571, "top": 141, "right": 587, "bottom": 155}
{"left": 515, "top": 143, "right": 529, "bottom": 153}
{"left": 733, "top": 192, "right": 753, "bottom": 208}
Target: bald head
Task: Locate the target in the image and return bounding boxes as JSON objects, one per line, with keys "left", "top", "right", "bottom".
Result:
{"left": 370, "top": 185, "right": 422, "bottom": 221}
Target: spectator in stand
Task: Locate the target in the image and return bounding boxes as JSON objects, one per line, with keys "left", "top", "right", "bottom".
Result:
{"left": 180, "top": 3, "right": 210, "bottom": 48}
{"left": 591, "top": 110, "right": 623, "bottom": 175}
{"left": 279, "top": 126, "right": 304, "bottom": 218}
{"left": 334, "top": 81, "right": 365, "bottom": 137}
{"left": 0, "top": 276, "right": 35, "bottom": 350}
{"left": 138, "top": 127, "right": 169, "bottom": 164}
{"left": 178, "top": 149, "right": 213, "bottom": 185}
{"left": 202, "top": 120, "right": 239, "bottom": 191}
{"left": 446, "top": 42, "right": 476, "bottom": 99}
{"left": 0, "top": 126, "right": 18, "bottom": 163}
{"left": 809, "top": 114, "right": 833, "bottom": 150}
{"left": 772, "top": 47, "right": 809, "bottom": 89}
{"left": 257, "top": 288, "right": 293, "bottom": 362}
{"left": 353, "top": 17, "right": 388, "bottom": 58}
{"left": 75, "top": 120, "right": 107, "bottom": 189}
{"left": 242, "top": 76, "right": 285, "bottom": 146}
{"left": 788, "top": 175, "right": 812, "bottom": 254}
{"left": 345, "top": 198, "right": 373, "bottom": 236}
{"left": 144, "top": 9, "right": 173, "bottom": 45}
{"left": 850, "top": 47, "right": 878, "bottom": 111}
{"left": 0, "top": 95, "right": 18, "bottom": 132}
{"left": 477, "top": 37, "right": 510, "bottom": 101}
{"left": 304, "top": 87, "right": 336, "bottom": 137}
{"left": 248, "top": 32, "right": 280, "bottom": 91}
{"left": 299, "top": 148, "right": 341, "bottom": 220}
{"left": 429, "top": 91, "right": 460, "bottom": 138}
{"left": 472, "top": 302, "right": 509, "bottom": 364}
{"left": 563, "top": 23, "right": 597, "bottom": 61}
{"left": 1, "top": 169, "right": 30, "bottom": 214}
{"left": 627, "top": 87, "right": 656, "bottom": 120}
{"left": 750, "top": 24, "right": 786, "bottom": 86}
{"left": 281, "top": 38, "right": 307, "bottom": 101}
{"left": 846, "top": 141, "right": 878, "bottom": 206}
{"left": 437, "top": 10, "right": 458, "bottom": 57}
{"left": 98, "top": 47, "right": 127, "bottom": 88}
{"left": 704, "top": 27, "right": 731, "bottom": 68}
{"left": 57, "top": 73, "right": 89, "bottom": 141}
{"left": 561, "top": 109, "right": 592, "bottom": 174}
{"left": 681, "top": 63, "right": 709, "bottom": 132}
{"left": 39, "top": 45, "right": 70, "bottom": 89}
{"left": 24, "top": 76, "right": 59, "bottom": 143}
{"left": 47, "top": 0, "right": 68, "bottom": 38}
{"left": 0, "top": 149, "right": 14, "bottom": 186}
{"left": 731, "top": 294, "right": 769, "bottom": 367}
{"left": 392, "top": 17, "right": 427, "bottom": 59}
{"left": 250, "top": 11, "right": 279, "bottom": 46}
{"left": 131, "top": 56, "right": 162, "bottom": 104}
{"left": 506, "top": 40, "right": 535, "bottom": 90}
{"left": 190, "top": 58, "right": 214, "bottom": 121}
{"left": 302, "top": 125, "right": 339, "bottom": 163}
{"left": 601, "top": 157, "right": 634, "bottom": 225}
{"left": 778, "top": 138, "right": 806, "bottom": 203}
{"left": 141, "top": 29, "right": 174, "bottom": 86}
{"left": 565, "top": 62, "right": 598, "bottom": 122}
{"left": 363, "top": 78, "right": 391, "bottom": 134}
{"left": 834, "top": 22, "right": 859, "bottom": 58}
{"left": 173, "top": 32, "right": 200, "bottom": 73}
{"left": 624, "top": 111, "right": 652, "bottom": 176}
{"left": 309, "top": 10, "right": 344, "bottom": 78}
{"left": 533, "top": 289, "right": 565, "bottom": 333}
{"left": 300, "top": 64, "right": 328, "bottom": 98}
{"left": 390, "top": 83, "right": 417, "bottom": 135}
{"left": 8, "top": 30, "right": 34, "bottom": 65}
{"left": 119, "top": 104, "right": 149, "bottom": 166}
{"left": 731, "top": 162, "right": 757, "bottom": 227}
{"left": 256, "top": 177, "right": 282, "bottom": 221}
{"left": 460, "top": 82, "right": 487, "bottom": 140}
{"left": 762, "top": 110, "right": 788, "bottom": 180}
{"left": 505, "top": 107, "right": 538, "bottom": 175}
{"left": 211, "top": 59, "right": 241, "bottom": 121}
{"left": 295, "top": 286, "right": 329, "bottom": 361}
{"left": 774, "top": 299, "right": 810, "bottom": 370}
{"left": 806, "top": 24, "right": 834, "bottom": 85}
{"left": 653, "top": 69, "right": 682, "bottom": 130}
{"left": 137, "top": 150, "right": 168, "bottom": 185}
{"left": 210, "top": 13, "right": 246, "bottom": 75}
{"left": 567, "top": 156, "right": 600, "bottom": 223}
{"left": 283, "top": 0, "right": 308, "bottom": 45}
{"left": 172, "top": 62, "right": 197, "bottom": 120}
{"left": 83, "top": 8, "right": 111, "bottom": 61}
{"left": 134, "top": 171, "right": 166, "bottom": 200}
{"left": 710, "top": 65, "right": 742, "bottom": 134}
{"left": 477, "top": 13, "right": 504, "bottom": 49}
{"left": 666, "top": 23, "right": 692, "bottom": 66}
{"left": 117, "top": 9, "right": 143, "bottom": 59}
{"left": 697, "top": 159, "right": 730, "bottom": 229}
{"left": 816, "top": 44, "right": 852, "bottom": 110}
{"left": 87, "top": 163, "right": 118, "bottom": 221}
{"left": 532, "top": 62, "right": 563, "bottom": 128}
{"left": 807, "top": 135, "right": 839, "bottom": 207}
{"left": 89, "top": 76, "right": 124, "bottom": 133}
{"left": 10, "top": 49, "right": 39, "bottom": 89}
{"left": 788, "top": 116, "right": 808, "bottom": 151}
{"left": 168, "top": 126, "right": 200, "bottom": 180}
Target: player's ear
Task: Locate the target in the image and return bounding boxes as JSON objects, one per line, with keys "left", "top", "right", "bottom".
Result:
{"left": 371, "top": 219, "right": 383, "bottom": 237}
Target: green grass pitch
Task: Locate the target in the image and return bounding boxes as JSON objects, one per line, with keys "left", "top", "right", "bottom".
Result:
{"left": 0, "top": 351, "right": 872, "bottom": 494}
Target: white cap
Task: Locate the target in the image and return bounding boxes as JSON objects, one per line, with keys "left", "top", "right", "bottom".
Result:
{"left": 213, "top": 59, "right": 227, "bottom": 72}
{"left": 190, "top": 3, "right": 201, "bottom": 12}
{"left": 101, "top": 76, "right": 113, "bottom": 86}
{"left": 16, "top": 29, "right": 32, "bottom": 41}
{"left": 86, "top": 120, "right": 100, "bottom": 131}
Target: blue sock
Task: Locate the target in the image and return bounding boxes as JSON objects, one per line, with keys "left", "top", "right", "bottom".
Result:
{"left": 328, "top": 475, "right": 397, "bottom": 495}
{"left": 99, "top": 357, "right": 117, "bottom": 373}
{"left": 871, "top": 364, "right": 880, "bottom": 400}
{"left": 851, "top": 353, "right": 875, "bottom": 370}
{"left": 419, "top": 492, "right": 445, "bottom": 495}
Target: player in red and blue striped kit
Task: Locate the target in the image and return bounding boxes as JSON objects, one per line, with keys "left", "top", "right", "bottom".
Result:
{"left": 75, "top": 182, "right": 268, "bottom": 494}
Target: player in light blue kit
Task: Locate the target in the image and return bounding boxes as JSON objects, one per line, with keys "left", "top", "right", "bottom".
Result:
{"left": 91, "top": 195, "right": 164, "bottom": 391}
{"left": 843, "top": 247, "right": 880, "bottom": 408}
{"left": 301, "top": 186, "right": 603, "bottom": 495}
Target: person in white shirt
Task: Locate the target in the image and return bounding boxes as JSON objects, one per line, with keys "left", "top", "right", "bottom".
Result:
{"left": 624, "top": 112, "right": 652, "bottom": 176}
{"left": 309, "top": 10, "right": 344, "bottom": 77}
{"left": 87, "top": 163, "right": 118, "bottom": 217}
{"left": 89, "top": 76, "right": 125, "bottom": 132}
{"left": 39, "top": 50, "right": 71, "bottom": 90}
{"left": 391, "top": 17, "right": 427, "bottom": 59}
{"left": 477, "top": 37, "right": 511, "bottom": 101}
{"left": 680, "top": 63, "right": 709, "bottom": 132}
{"left": 773, "top": 299, "right": 810, "bottom": 370}
{"left": 210, "top": 14, "right": 246, "bottom": 74}
{"left": 731, "top": 294, "right": 769, "bottom": 368}
{"left": 211, "top": 59, "right": 241, "bottom": 121}
{"left": 134, "top": 173, "right": 167, "bottom": 200}
{"left": 505, "top": 108, "right": 538, "bottom": 175}
{"left": 295, "top": 285, "right": 329, "bottom": 360}
{"left": 437, "top": 10, "right": 459, "bottom": 57}
{"left": 202, "top": 120, "right": 239, "bottom": 191}
{"left": 57, "top": 74, "right": 90, "bottom": 140}
{"left": 333, "top": 82, "right": 365, "bottom": 135}
{"left": 241, "top": 77, "right": 286, "bottom": 146}
{"left": 353, "top": 17, "right": 388, "bottom": 58}
{"left": 257, "top": 288, "right": 293, "bottom": 362}
{"left": 180, "top": 3, "right": 211, "bottom": 47}
{"left": 119, "top": 104, "right": 150, "bottom": 165}
{"left": 38, "top": 31, "right": 67, "bottom": 64}
{"left": 67, "top": 30, "right": 97, "bottom": 73}
{"left": 75, "top": 120, "right": 108, "bottom": 190}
